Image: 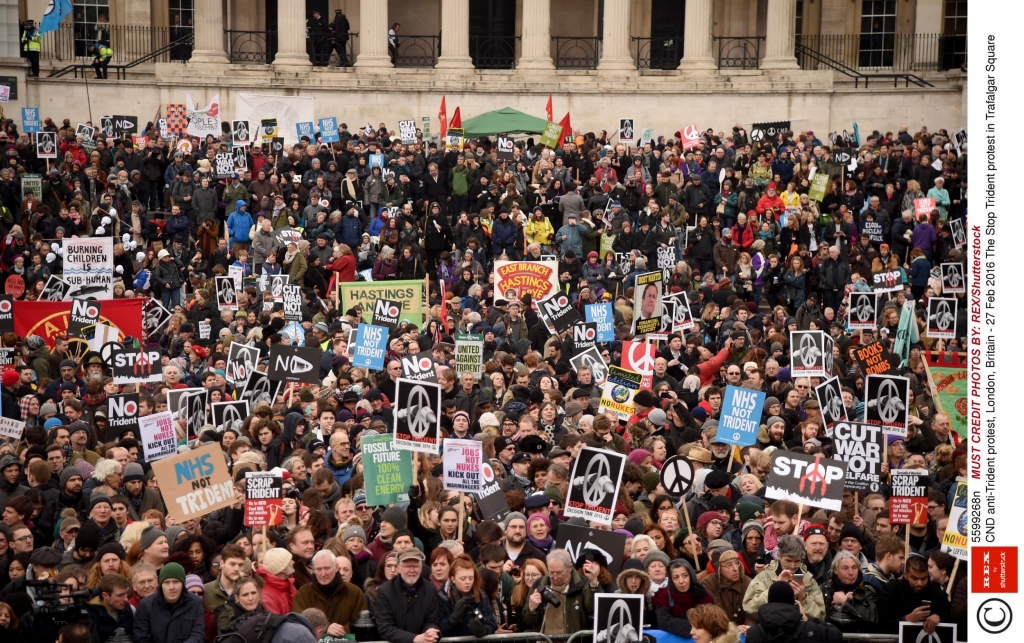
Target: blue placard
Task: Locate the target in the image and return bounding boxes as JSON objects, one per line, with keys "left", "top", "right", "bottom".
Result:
{"left": 369, "top": 154, "right": 385, "bottom": 168}
{"left": 295, "top": 121, "right": 315, "bottom": 140}
{"left": 21, "top": 108, "right": 40, "bottom": 134}
{"left": 585, "top": 303, "right": 614, "bottom": 343}
{"left": 319, "top": 117, "right": 340, "bottom": 143}
{"left": 352, "top": 323, "right": 388, "bottom": 371}
{"left": 717, "top": 385, "right": 766, "bottom": 447}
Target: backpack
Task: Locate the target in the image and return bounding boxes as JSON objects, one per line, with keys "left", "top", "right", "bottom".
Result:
{"left": 215, "top": 610, "right": 312, "bottom": 643}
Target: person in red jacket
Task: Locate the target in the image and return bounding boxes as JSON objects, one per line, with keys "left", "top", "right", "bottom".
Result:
{"left": 731, "top": 212, "right": 755, "bottom": 254}
{"left": 60, "top": 137, "right": 87, "bottom": 167}
{"left": 756, "top": 182, "right": 785, "bottom": 216}
{"left": 326, "top": 243, "right": 357, "bottom": 283}
{"left": 256, "top": 548, "right": 297, "bottom": 614}
{"left": 691, "top": 338, "right": 734, "bottom": 387}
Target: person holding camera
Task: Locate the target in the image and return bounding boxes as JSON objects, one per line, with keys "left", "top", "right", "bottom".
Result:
{"left": 521, "top": 549, "right": 593, "bottom": 635}
{"left": 374, "top": 547, "right": 440, "bottom": 643}
{"left": 436, "top": 555, "right": 497, "bottom": 638}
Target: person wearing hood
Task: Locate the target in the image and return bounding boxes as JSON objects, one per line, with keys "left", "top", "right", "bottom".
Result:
{"left": 292, "top": 550, "right": 366, "bottom": 636}
{"left": 227, "top": 200, "right": 254, "bottom": 254}
{"left": 819, "top": 550, "right": 879, "bottom": 633}
{"left": 617, "top": 557, "right": 657, "bottom": 631}
{"left": 0, "top": 453, "right": 26, "bottom": 510}
{"left": 134, "top": 562, "right": 207, "bottom": 643}
{"left": 366, "top": 506, "right": 406, "bottom": 564}
{"left": 436, "top": 554, "right": 497, "bottom": 638}
{"left": 653, "top": 558, "right": 715, "bottom": 637}
{"left": 744, "top": 581, "right": 842, "bottom": 643}
{"left": 701, "top": 548, "right": 752, "bottom": 629}
{"left": 742, "top": 535, "right": 826, "bottom": 622}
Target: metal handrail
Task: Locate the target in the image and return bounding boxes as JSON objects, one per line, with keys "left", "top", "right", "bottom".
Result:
{"left": 631, "top": 36, "right": 681, "bottom": 70}
{"left": 470, "top": 35, "right": 520, "bottom": 69}
{"left": 552, "top": 36, "right": 601, "bottom": 69}
{"left": 311, "top": 31, "right": 358, "bottom": 67}
{"left": 36, "top": 23, "right": 191, "bottom": 63}
{"left": 794, "top": 38, "right": 933, "bottom": 88}
{"left": 393, "top": 35, "right": 440, "bottom": 68}
{"left": 794, "top": 32, "right": 966, "bottom": 72}
{"left": 713, "top": 35, "right": 765, "bottom": 70}
{"left": 47, "top": 32, "right": 194, "bottom": 80}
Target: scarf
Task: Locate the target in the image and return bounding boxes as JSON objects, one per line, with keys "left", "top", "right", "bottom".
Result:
{"left": 527, "top": 534, "right": 553, "bottom": 551}
{"left": 284, "top": 249, "right": 299, "bottom": 264}
{"left": 830, "top": 571, "right": 864, "bottom": 594}
{"left": 647, "top": 577, "right": 667, "bottom": 597}
{"left": 444, "top": 579, "right": 476, "bottom": 605}
{"left": 315, "top": 572, "right": 342, "bottom": 596}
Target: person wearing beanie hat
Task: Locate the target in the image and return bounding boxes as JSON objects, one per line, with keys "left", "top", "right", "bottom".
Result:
{"left": 623, "top": 517, "right": 645, "bottom": 536}
{"left": 642, "top": 471, "right": 663, "bottom": 495}
{"left": 700, "top": 546, "right": 751, "bottom": 627}
{"left": 133, "top": 561, "right": 207, "bottom": 643}
{"left": 185, "top": 574, "right": 205, "bottom": 593}
{"left": 736, "top": 500, "right": 764, "bottom": 525}
{"left": 342, "top": 524, "right": 367, "bottom": 545}
{"left": 257, "top": 548, "right": 298, "bottom": 614}
{"left": 366, "top": 505, "right": 408, "bottom": 563}
{"left": 643, "top": 548, "right": 672, "bottom": 597}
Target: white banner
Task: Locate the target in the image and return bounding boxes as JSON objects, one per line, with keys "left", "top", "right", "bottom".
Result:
{"left": 234, "top": 93, "right": 316, "bottom": 146}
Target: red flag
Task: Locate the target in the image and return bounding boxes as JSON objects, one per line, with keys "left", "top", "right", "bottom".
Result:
{"left": 450, "top": 107, "right": 462, "bottom": 130}
{"left": 439, "top": 279, "right": 450, "bottom": 334}
{"left": 557, "top": 112, "right": 572, "bottom": 149}
{"left": 546, "top": 94, "right": 553, "bottom": 122}
{"left": 14, "top": 299, "right": 143, "bottom": 347}
{"left": 438, "top": 96, "right": 448, "bottom": 138}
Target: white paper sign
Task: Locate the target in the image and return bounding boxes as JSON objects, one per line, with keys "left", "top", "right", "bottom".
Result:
{"left": 0, "top": 417, "right": 25, "bottom": 440}
{"left": 140, "top": 411, "right": 178, "bottom": 462}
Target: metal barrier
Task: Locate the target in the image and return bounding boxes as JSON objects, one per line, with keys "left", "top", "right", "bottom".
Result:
{"left": 632, "top": 36, "right": 681, "bottom": 70}
{"left": 394, "top": 35, "right": 440, "bottom": 68}
{"left": 713, "top": 36, "right": 765, "bottom": 70}
{"left": 470, "top": 35, "right": 520, "bottom": 69}
{"left": 38, "top": 23, "right": 190, "bottom": 64}
{"left": 552, "top": 37, "right": 601, "bottom": 69}
{"left": 795, "top": 33, "right": 966, "bottom": 72}
{"left": 227, "top": 30, "right": 277, "bottom": 64}
{"left": 357, "top": 630, "right": 900, "bottom": 643}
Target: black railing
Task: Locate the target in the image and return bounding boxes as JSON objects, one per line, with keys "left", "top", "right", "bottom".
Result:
{"left": 552, "top": 37, "right": 601, "bottom": 69}
{"left": 393, "top": 35, "right": 439, "bottom": 67}
{"left": 48, "top": 32, "right": 194, "bottom": 80}
{"left": 39, "top": 24, "right": 191, "bottom": 63}
{"left": 795, "top": 33, "right": 966, "bottom": 72}
{"left": 311, "top": 32, "right": 358, "bottom": 67}
{"left": 713, "top": 35, "right": 764, "bottom": 69}
{"left": 470, "top": 35, "right": 519, "bottom": 69}
{"left": 632, "top": 36, "right": 682, "bottom": 70}
{"left": 227, "top": 30, "right": 277, "bottom": 63}
{"left": 794, "top": 37, "right": 933, "bottom": 88}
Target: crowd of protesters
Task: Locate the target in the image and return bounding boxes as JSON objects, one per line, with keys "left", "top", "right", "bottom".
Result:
{"left": 0, "top": 112, "right": 968, "bottom": 643}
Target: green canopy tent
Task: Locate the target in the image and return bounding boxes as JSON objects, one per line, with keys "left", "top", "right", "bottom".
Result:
{"left": 460, "top": 107, "right": 550, "bottom": 138}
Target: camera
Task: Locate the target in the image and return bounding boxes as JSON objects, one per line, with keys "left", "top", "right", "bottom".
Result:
{"left": 510, "top": 564, "right": 521, "bottom": 577}
{"left": 539, "top": 586, "right": 562, "bottom": 607}
{"left": 25, "top": 580, "right": 91, "bottom": 626}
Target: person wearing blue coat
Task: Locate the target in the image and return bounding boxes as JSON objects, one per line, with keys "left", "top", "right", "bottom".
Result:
{"left": 369, "top": 207, "right": 389, "bottom": 237}
{"left": 133, "top": 563, "right": 206, "bottom": 643}
{"left": 336, "top": 206, "right": 363, "bottom": 248}
{"left": 907, "top": 249, "right": 931, "bottom": 300}
{"left": 554, "top": 212, "right": 584, "bottom": 258}
{"left": 165, "top": 205, "right": 190, "bottom": 244}
{"left": 491, "top": 209, "right": 519, "bottom": 258}
{"left": 227, "top": 200, "right": 254, "bottom": 251}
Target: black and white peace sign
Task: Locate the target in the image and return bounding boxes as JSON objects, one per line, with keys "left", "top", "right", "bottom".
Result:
{"left": 932, "top": 300, "right": 954, "bottom": 331}
{"left": 660, "top": 456, "right": 694, "bottom": 496}
{"left": 853, "top": 295, "right": 874, "bottom": 322}
{"left": 405, "top": 385, "right": 436, "bottom": 438}
{"left": 583, "top": 454, "right": 613, "bottom": 506}
{"left": 606, "top": 599, "right": 638, "bottom": 643}
{"left": 822, "top": 383, "right": 844, "bottom": 420}
{"left": 944, "top": 266, "right": 962, "bottom": 288}
{"left": 876, "top": 378, "right": 905, "bottom": 423}
{"left": 796, "top": 333, "right": 821, "bottom": 367}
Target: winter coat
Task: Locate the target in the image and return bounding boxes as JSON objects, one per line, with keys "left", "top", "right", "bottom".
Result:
{"left": 251, "top": 229, "right": 279, "bottom": 265}
{"left": 152, "top": 258, "right": 183, "bottom": 292}
{"left": 337, "top": 213, "right": 362, "bottom": 249}
{"left": 820, "top": 575, "right": 879, "bottom": 632}
{"left": 192, "top": 186, "right": 219, "bottom": 220}
{"left": 743, "top": 560, "right": 826, "bottom": 621}
{"left": 291, "top": 575, "right": 365, "bottom": 630}
{"left": 701, "top": 570, "right": 753, "bottom": 626}
{"left": 878, "top": 576, "right": 951, "bottom": 633}
{"left": 653, "top": 581, "right": 715, "bottom": 637}
{"left": 285, "top": 252, "right": 307, "bottom": 285}
{"left": 491, "top": 215, "right": 518, "bottom": 255}
{"left": 133, "top": 590, "right": 206, "bottom": 643}
{"left": 165, "top": 212, "right": 190, "bottom": 242}
{"left": 256, "top": 567, "right": 296, "bottom": 615}
{"left": 713, "top": 240, "right": 738, "bottom": 275}
{"left": 87, "top": 595, "right": 135, "bottom": 643}
{"left": 227, "top": 209, "right": 254, "bottom": 245}
{"left": 374, "top": 576, "right": 441, "bottom": 643}
{"left": 745, "top": 603, "right": 843, "bottom": 643}
{"left": 436, "top": 582, "right": 498, "bottom": 638}
{"left": 909, "top": 255, "right": 931, "bottom": 287}
{"left": 521, "top": 568, "right": 593, "bottom": 633}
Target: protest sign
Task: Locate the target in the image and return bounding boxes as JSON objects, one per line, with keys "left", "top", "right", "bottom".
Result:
{"left": 0, "top": 296, "right": 13, "bottom": 334}
{"left": 538, "top": 293, "right": 582, "bottom": 333}
{"left": 20, "top": 175, "right": 41, "bottom": 201}
{"left": 750, "top": 121, "right": 790, "bottom": 142}
{"left": 240, "top": 371, "right": 281, "bottom": 407}
{"left": 923, "top": 352, "right": 967, "bottom": 439}
{"left": 186, "top": 93, "right": 220, "bottom": 138}
{"left": 139, "top": 411, "right": 178, "bottom": 462}
{"left": 282, "top": 284, "right": 302, "bottom": 322}
{"left": 268, "top": 345, "right": 323, "bottom": 383}
{"left": 862, "top": 221, "right": 885, "bottom": 244}
{"left": 372, "top": 298, "right": 403, "bottom": 330}
{"left": 717, "top": 385, "right": 766, "bottom": 447}
{"left": 67, "top": 299, "right": 101, "bottom": 339}
{"left": 454, "top": 333, "right": 484, "bottom": 378}
{"left": 295, "top": 121, "right": 315, "bottom": 140}
{"left": 854, "top": 341, "right": 900, "bottom": 375}
{"left": 816, "top": 377, "right": 848, "bottom": 435}
{"left": 927, "top": 297, "right": 958, "bottom": 339}
{"left": 362, "top": 433, "right": 413, "bottom": 505}
{"left": 914, "top": 197, "right": 936, "bottom": 219}
{"left": 474, "top": 459, "right": 511, "bottom": 522}
{"left": 215, "top": 276, "right": 237, "bottom": 311}
{"left": 585, "top": 302, "right": 615, "bottom": 342}
{"left": 107, "top": 343, "right": 162, "bottom": 384}
{"left": 679, "top": 124, "right": 701, "bottom": 150}
{"left": 263, "top": 274, "right": 289, "bottom": 301}
{"left": 940, "top": 480, "right": 968, "bottom": 560}
{"left": 63, "top": 238, "right": 114, "bottom": 297}
{"left": 443, "top": 438, "right": 483, "bottom": 492}
{"left": 232, "top": 120, "right": 251, "bottom": 146}
{"left": 400, "top": 351, "right": 437, "bottom": 383}
{"left": 244, "top": 472, "right": 283, "bottom": 526}
{"left": 213, "top": 152, "right": 234, "bottom": 179}
{"left": 21, "top": 107, "right": 40, "bottom": 133}
{"left": 39, "top": 276, "right": 71, "bottom": 302}
{"left": 657, "top": 246, "right": 674, "bottom": 282}
{"left": 898, "top": 622, "right": 956, "bottom": 643}
{"left": 555, "top": 524, "right": 628, "bottom": 577}
{"left": 571, "top": 322, "right": 597, "bottom": 352}
{"left": 106, "top": 394, "right": 140, "bottom": 438}
{"left": 848, "top": 292, "right": 878, "bottom": 330}
{"left": 212, "top": 400, "right": 249, "bottom": 433}
{"left": 233, "top": 144, "right": 250, "bottom": 170}
{"left": 889, "top": 469, "right": 930, "bottom": 525}
{"left": 76, "top": 123, "right": 95, "bottom": 141}
{"left": 260, "top": 118, "right": 278, "bottom": 139}
{"left": 0, "top": 349, "right": 14, "bottom": 368}
{"left": 0, "top": 417, "right": 24, "bottom": 440}
{"left": 765, "top": 450, "right": 847, "bottom": 511}
{"left": 142, "top": 298, "right": 171, "bottom": 335}
{"left": 865, "top": 374, "right": 910, "bottom": 435}
{"left": 398, "top": 119, "right": 417, "bottom": 144}
{"left": 949, "top": 218, "right": 966, "bottom": 249}
{"left": 790, "top": 330, "right": 827, "bottom": 377}
{"left": 830, "top": 422, "right": 885, "bottom": 493}
{"left": 352, "top": 324, "right": 388, "bottom": 371}
{"left": 565, "top": 447, "right": 626, "bottom": 524}
{"left": 178, "top": 389, "right": 207, "bottom": 440}
{"left": 808, "top": 173, "right": 829, "bottom": 202}
{"left": 537, "top": 122, "right": 564, "bottom": 149}
{"left": 617, "top": 118, "right": 635, "bottom": 145}
{"left": 394, "top": 378, "right": 441, "bottom": 454}
{"left": 4, "top": 274, "right": 23, "bottom": 298}
{"left": 593, "top": 594, "right": 644, "bottom": 643}
{"left": 664, "top": 292, "right": 694, "bottom": 332}
{"left": 631, "top": 272, "right": 663, "bottom": 335}
{"left": 225, "top": 344, "right": 259, "bottom": 386}
{"left": 569, "top": 346, "right": 608, "bottom": 385}
{"left": 152, "top": 443, "right": 235, "bottom": 524}
{"left": 621, "top": 340, "right": 655, "bottom": 390}
{"left": 340, "top": 280, "right": 425, "bottom": 325}
{"left": 496, "top": 136, "right": 515, "bottom": 162}
{"left": 640, "top": 128, "right": 654, "bottom": 146}
{"left": 319, "top": 117, "right": 340, "bottom": 143}
{"left": 599, "top": 365, "right": 642, "bottom": 420}
{"left": 35, "top": 131, "right": 57, "bottom": 159}
{"left": 940, "top": 263, "right": 965, "bottom": 295}
{"left": 871, "top": 269, "right": 903, "bottom": 293}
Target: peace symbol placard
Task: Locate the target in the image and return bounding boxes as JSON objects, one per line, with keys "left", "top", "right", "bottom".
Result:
{"left": 659, "top": 455, "right": 694, "bottom": 496}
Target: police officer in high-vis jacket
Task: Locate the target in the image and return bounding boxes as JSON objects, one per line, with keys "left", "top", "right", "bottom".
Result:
{"left": 21, "top": 21, "right": 41, "bottom": 77}
{"left": 91, "top": 41, "right": 113, "bottom": 79}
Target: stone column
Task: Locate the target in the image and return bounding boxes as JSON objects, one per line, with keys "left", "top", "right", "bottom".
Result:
{"left": 435, "top": 0, "right": 474, "bottom": 69}
{"left": 272, "top": 0, "right": 312, "bottom": 67}
{"left": 518, "top": 0, "right": 554, "bottom": 69}
{"left": 913, "top": 0, "right": 943, "bottom": 69}
{"left": 678, "top": 0, "right": 715, "bottom": 71}
{"left": 597, "top": 0, "right": 634, "bottom": 72}
{"left": 354, "top": 0, "right": 392, "bottom": 68}
{"left": 188, "top": 0, "right": 228, "bottom": 64}
{"left": 761, "top": 0, "right": 800, "bottom": 70}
